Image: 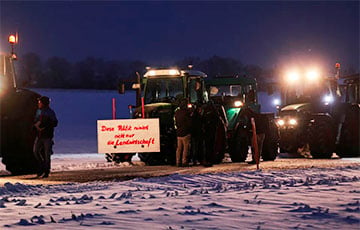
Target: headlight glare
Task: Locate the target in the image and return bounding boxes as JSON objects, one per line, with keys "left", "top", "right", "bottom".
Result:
{"left": 234, "top": 100, "right": 243, "bottom": 107}
{"left": 289, "top": 119, "right": 297, "bottom": 125}
{"left": 286, "top": 70, "right": 299, "bottom": 84}
{"left": 306, "top": 69, "right": 320, "bottom": 81}
{"left": 277, "top": 119, "right": 285, "bottom": 126}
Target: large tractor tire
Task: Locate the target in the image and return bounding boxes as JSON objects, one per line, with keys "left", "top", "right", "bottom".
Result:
{"left": 337, "top": 104, "right": 360, "bottom": 157}
{"left": 138, "top": 134, "right": 176, "bottom": 166}
{"left": 308, "top": 115, "right": 336, "bottom": 159}
{"left": 138, "top": 152, "right": 166, "bottom": 165}
{"left": 213, "top": 120, "right": 227, "bottom": 164}
{"left": 1, "top": 89, "right": 40, "bottom": 175}
{"left": 105, "top": 153, "right": 135, "bottom": 164}
{"left": 229, "top": 127, "right": 248, "bottom": 162}
{"left": 262, "top": 120, "right": 279, "bottom": 161}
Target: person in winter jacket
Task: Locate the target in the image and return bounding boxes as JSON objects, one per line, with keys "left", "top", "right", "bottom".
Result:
{"left": 240, "top": 105, "right": 266, "bottom": 164}
{"left": 174, "top": 99, "right": 192, "bottom": 167}
{"left": 33, "top": 96, "right": 58, "bottom": 178}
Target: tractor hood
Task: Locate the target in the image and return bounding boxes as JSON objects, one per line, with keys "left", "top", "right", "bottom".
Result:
{"left": 134, "top": 102, "right": 174, "bottom": 118}
{"left": 281, "top": 103, "right": 311, "bottom": 112}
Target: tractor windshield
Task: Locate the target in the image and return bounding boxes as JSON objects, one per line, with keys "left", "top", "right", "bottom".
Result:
{"left": 144, "top": 77, "right": 184, "bottom": 104}
{"left": 283, "top": 80, "right": 336, "bottom": 105}
{"left": 209, "top": 85, "right": 242, "bottom": 97}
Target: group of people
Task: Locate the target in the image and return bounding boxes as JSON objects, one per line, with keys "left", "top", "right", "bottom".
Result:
{"left": 174, "top": 98, "right": 227, "bottom": 167}
{"left": 33, "top": 96, "right": 58, "bottom": 178}
{"left": 174, "top": 97, "right": 267, "bottom": 167}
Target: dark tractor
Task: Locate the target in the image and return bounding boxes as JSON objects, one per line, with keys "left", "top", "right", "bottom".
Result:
{"left": 109, "top": 68, "right": 227, "bottom": 165}
{"left": 206, "top": 76, "right": 279, "bottom": 162}
{"left": 276, "top": 64, "right": 359, "bottom": 158}
{"left": 0, "top": 39, "right": 41, "bottom": 175}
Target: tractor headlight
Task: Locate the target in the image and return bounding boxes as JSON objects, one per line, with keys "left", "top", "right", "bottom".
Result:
{"left": 285, "top": 70, "right": 300, "bottom": 84}
{"left": 289, "top": 118, "right": 297, "bottom": 125}
{"left": 277, "top": 119, "right": 285, "bottom": 126}
{"left": 323, "top": 95, "right": 334, "bottom": 105}
{"left": 306, "top": 69, "right": 320, "bottom": 81}
{"left": 273, "top": 98, "right": 281, "bottom": 106}
{"left": 234, "top": 100, "right": 243, "bottom": 107}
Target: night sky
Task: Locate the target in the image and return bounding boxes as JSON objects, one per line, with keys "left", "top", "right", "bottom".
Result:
{"left": 1, "top": 1, "right": 359, "bottom": 72}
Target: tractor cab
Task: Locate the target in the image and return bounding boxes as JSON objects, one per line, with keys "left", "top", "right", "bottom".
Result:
{"left": 206, "top": 76, "right": 259, "bottom": 131}
{"left": 279, "top": 68, "right": 340, "bottom": 115}
{"left": 126, "top": 68, "right": 211, "bottom": 165}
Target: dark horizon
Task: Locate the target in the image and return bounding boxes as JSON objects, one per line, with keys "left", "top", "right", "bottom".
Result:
{"left": 1, "top": 1, "right": 359, "bottom": 72}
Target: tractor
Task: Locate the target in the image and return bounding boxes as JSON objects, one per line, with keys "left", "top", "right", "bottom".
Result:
{"left": 276, "top": 64, "right": 359, "bottom": 158}
{"left": 0, "top": 35, "right": 41, "bottom": 175}
{"left": 108, "top": 67, "right": 227, "bottom": 165}
{"left": 206, "top": 76, "right": 279, "bottom": 162}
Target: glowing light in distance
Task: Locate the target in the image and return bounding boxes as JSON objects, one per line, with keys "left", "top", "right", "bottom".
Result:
{"left": 234, "top": 100, "right": 243, "bottom": 107}
{"left": 187, "top": 103, "right": 192, "bottom": 109}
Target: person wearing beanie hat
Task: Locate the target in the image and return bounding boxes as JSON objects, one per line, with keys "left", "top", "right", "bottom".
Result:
{"left": 33, "top": 95, "right": 58, "bottom": 178}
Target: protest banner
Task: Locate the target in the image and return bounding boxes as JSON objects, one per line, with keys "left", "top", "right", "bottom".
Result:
{"left": 97, "top": 118, "right": 160, "bottom": 153}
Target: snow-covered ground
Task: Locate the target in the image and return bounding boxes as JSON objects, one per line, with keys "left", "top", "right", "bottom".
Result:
{"left": 0, "top": 162, "right": 359, "bottom": 229}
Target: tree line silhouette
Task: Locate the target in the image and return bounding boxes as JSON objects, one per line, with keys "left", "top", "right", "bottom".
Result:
{"left": 16, "top": 53, "right": 276, "bottom": 90}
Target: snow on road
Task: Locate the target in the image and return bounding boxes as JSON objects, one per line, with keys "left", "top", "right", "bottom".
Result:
{"left": 0, "top": 161, "right": 359, "bottom": 229}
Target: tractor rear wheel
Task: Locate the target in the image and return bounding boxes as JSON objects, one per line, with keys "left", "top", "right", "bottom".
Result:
{"left": 229, "top": 128, "right": 248, "bottom": 162}
{"left": 1, "top": 89, "right": 40, "bottom": 175}
{"left": 308, "top": 116, "right": 335, "bottom": 159}
{"left": 337, "top": 104, "right": 360, "bottom": 157}
{"left": 262, "top": 120, "right": 279, "bottom": 161}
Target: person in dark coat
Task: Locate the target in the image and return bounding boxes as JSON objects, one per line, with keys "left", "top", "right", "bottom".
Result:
{"left": 240, "top": 106, "right": 266, "bottom": 164}
{"left": 33, "top": 96, "right": 58, "bottom": 178}
{"left": 189, "top": 105, "right": 202, "bottom": 165}
{"left": 201, "top": 101, "right": 223, "bottom": 167}
{"left": 174, "top": 99, "right": 192, "bottom": 167}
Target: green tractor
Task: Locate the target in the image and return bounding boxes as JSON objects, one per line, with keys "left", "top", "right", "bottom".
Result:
{"left": 113, "top": 67, "right": 227, "bottom": 165}
{"left": 0, "top": 35, "right": 41, "bottom": 175}
{"left": 206, "top": 76, "right": 279, "bottom": 162}
{"left": 276, "top": 64, "right": 359, "bottom": 158}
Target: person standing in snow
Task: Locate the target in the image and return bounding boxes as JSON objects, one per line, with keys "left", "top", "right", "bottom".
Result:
{"left": 240, "top": 105, "right": 266, "bottom": 164}
{"left": 33, "top": 96, "right": 58, "bottom": 178}
{"left": 174, "top": 99, "right": 192, "bottom": 167}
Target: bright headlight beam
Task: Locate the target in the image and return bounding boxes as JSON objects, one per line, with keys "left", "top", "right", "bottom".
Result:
{"left": 273, "top": 98, "right": 281, "bottom": 106}
{"left": 323, "top": 95, "right": 334, "bottom": 105}
{"left": 306, "top": 69, "right": 320, "bottom": 81}
{"left": 169, "top": 69, "right": 178, "bottom": 75}
{"left": 277, "top": 119, "right": 285, "bottom": 126}
{"left": 148, "top": 70, "right": 156, "bottom": 76}
{"left": 289, "top": 119, "right": 297, "bottom": 125}
{"left": 286, "top": 71, "right": 300, "bottom": 83}
{"left": 234, "top": 100, "right": 243, "bottom": 107}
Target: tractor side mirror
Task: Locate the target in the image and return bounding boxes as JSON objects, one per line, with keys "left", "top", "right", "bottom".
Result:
{"left": 118, "top": 82, "right": 125, "bottom": 94}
